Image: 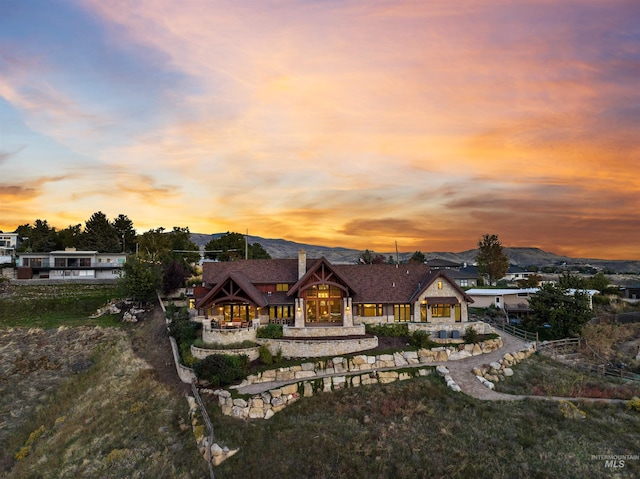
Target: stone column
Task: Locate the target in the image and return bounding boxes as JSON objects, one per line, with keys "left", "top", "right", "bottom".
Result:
{"left": 202, "top": 318, "right": 212, "bottom": 332}
{"left": 343, "top": 297, "right": 353, "bottom": 327}
{"left": 294, "top": 298, "right": 305, "bottom": 328}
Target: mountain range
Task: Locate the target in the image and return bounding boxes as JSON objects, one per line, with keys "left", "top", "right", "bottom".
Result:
{"left": 190, "top": 233, "right": 640, "bottom": 274}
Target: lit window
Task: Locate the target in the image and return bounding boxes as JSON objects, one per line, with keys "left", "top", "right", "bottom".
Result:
{"left": 431, "top": 304, "right": 450, "bottom": 318}
{"left": 437, "top": 281, "right": 443, "bottom": 289}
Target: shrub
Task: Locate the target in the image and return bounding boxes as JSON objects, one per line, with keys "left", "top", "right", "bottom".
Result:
{"left": 364, "top": 323, "right": 409, "bottom": 337}
{"left": 256, "top": 324, "right": 283, "bottom": 339}
{"left": 259, "top": 345, "right": 273, "bottom": 365}
{"left": 628, "top": 397, "right": 640, "bottom": 412}
{"left": 168, "top": 319, "right": 200, "bottom": 345}
{"left": 410, "top": 330, "right": 435, "bottom": 349}
{"left": 193, "top": 354, "right": 249, "bottom": 387}
{"left": 462, "top": 326, "right": 480, "bottom": 344}
{"left": 165, "top": 303, "right": 190, "bottom": 322}
{"left": 274, "top": 348, "right": 283, "bottom": 364}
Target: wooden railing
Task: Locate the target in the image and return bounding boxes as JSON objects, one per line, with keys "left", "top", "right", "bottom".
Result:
{"left": 486, "top": 316, "right": 539, "bottom": 343}
{"left": 539, "top": 337, "right": 640, "bottom": 383}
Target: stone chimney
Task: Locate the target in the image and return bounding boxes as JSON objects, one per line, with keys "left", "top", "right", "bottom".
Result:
{"left": 298, "top": 249, "right": 306, "bottom": 280}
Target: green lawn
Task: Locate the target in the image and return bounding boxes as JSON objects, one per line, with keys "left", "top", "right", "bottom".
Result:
{"left": 0, "top": 283, "right": 122, "bottom": 328}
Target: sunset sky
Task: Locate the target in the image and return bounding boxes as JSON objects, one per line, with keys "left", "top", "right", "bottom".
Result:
{"left": 1, "top": 1, "right": 639, "bottom": 259}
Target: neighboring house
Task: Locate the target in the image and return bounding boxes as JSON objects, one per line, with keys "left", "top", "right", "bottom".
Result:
{"left": 467, "top": 287, "right": 599, "bottom": 318}
{"left": 442, "top": 269, "right": 479, "bottom": 288}
{"left": 0, "top": 233, "right": 21, "bottom": 264}
{"left": 501, "top": 265, "right": 537, "bottom": 284}
{"left": 194, "top": 250, "right": 474, "bottom": 338}
{"left": 16, "top": 248, "right": 126, "bottom": 280}
{"left": 466, "top": 288, "right": 539, "bottom": 315}
{"left": 621, "top": 285, "right": 640, "bottom": 301}
{"left": 424, "top": 258, "right": 463, "bottom": 270}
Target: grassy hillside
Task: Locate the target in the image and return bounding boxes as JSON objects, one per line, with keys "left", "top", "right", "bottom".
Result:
{"left": 206, "top": 377, "right": 639, "bottom": 479}
{"left": 2, "top": 333, "right": 208, "bottom": 478}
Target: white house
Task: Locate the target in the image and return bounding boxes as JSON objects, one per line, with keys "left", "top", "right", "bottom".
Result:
{"left": 16, "top": 248, "right": 127, "bottom": 280}
{"left": 0, "top": 233, "right": 21, "bottom": 264}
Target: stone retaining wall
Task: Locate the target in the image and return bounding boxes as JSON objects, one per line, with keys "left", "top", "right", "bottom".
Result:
{"left": 242, "top": 337, "right": 503, "bottom": 386}
{"left": 202, "top": 326, "right": 257, "bottom": 345}
{"left": 191, "top": 344, "right": 260, "bottom": 361}
{"left": 258, "top": 336, "right": 378, "bottom": 359}
{"left": 408, "top": 321, "right": 494, "bottom": 335}
{"left": 283, "top": 324, "right": 366, "bottom": 337}
{"left": 474, "top": 343, "right": 537, "bottom": 390}
{"left": 207, "top": 367, "right": 434, "bottom": 420}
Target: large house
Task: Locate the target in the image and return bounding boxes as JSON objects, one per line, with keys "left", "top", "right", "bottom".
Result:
{"left": 194, "top": 250, "right": 474, "bottom": 338}
{"left": 16, "top": 248, "right": 127, "bottom": 280}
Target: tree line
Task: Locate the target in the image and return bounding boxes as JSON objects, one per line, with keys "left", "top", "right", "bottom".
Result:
{"left": 5, "top": 213, "right": 272, "bottom": 301}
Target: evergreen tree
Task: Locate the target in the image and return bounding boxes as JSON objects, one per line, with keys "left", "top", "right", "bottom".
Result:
{"left": 409, "top": 251, "right": 425, "bottom": 263}
{"left": 527, "top": 283, "right": 592, "bottom": 339}
{"left": 112, "top": 214, "right": 136, "bottom": 253}
{"left": 81, "top": 211, "right": 121, "bottom": 252}
{"left": 557, "top": 271, "right": 586, "bottom": 289}
{"left": 20, "top": 220, "right": 58, "bottom": 252}
{"left": 475, "top": 234, "right": 510, "bottom": 285}
{"left": 57, "top": 224, "right": 83, "bottom": 249}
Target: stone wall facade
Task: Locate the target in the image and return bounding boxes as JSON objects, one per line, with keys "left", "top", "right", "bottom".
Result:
{"left": 202, "top": 324, "right": 257, "bottom": 345}
{"left": 283, "top": 324, "right": 366, "bottom": 337}
{"left": 258, "top": 336, "right": 378, "bottom": 359}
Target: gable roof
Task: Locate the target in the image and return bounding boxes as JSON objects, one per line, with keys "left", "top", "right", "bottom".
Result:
{"left": 287, "top": 257, "right": 357, "bottom": 297}
{"left": 409, "top": 270, "right": 474, "bottom": 303}
{"left": 196, "top": 271, "right": 268, "bottom": 309}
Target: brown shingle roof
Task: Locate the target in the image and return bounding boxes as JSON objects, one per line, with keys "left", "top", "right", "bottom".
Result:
{"left": 202, "top": 259, "right": 304, "bottom": 285}
{"left": 333, "top": 263, "right": 433, "bottom": 303}
{"left": 200, "top": 259, "right": 471, "bottom": 305}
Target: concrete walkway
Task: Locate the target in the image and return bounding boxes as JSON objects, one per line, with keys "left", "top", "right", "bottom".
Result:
{"left": 235, "top": 332, "right": 628, "bottom": 405}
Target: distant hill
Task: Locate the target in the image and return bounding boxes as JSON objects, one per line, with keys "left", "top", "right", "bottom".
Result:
{"left": 190, "top": 233, "right": 640, "bottom": 274}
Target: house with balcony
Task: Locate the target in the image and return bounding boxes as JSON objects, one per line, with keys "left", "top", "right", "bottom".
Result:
{"left": 194, "top": 250, "right": 476, "bottom": 342}
{"left": 0, "top": 233, "right": 21, "bottom": 264}
{"left": 16, "top": 248, "right": 126, "bottom": 280}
